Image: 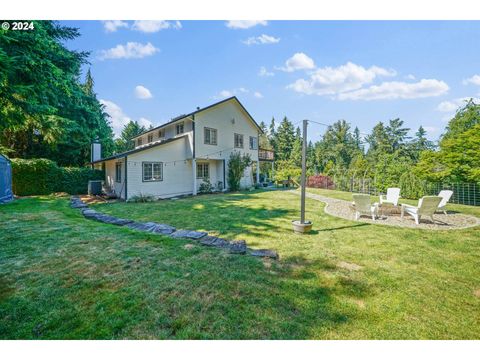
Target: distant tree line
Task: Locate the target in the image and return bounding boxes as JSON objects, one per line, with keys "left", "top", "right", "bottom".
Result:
{"left": 260, "top": 99, "right": 480, "bottom": 189}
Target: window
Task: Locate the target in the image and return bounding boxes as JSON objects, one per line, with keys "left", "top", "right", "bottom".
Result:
{"left": 204, "top": 127, "right": 218, "bottom": 145}
{"left": 196, "top": 163, "right": 209, "bottom": 179}
{"left": 158, "top": 129, "right": 165, "bottom": 139}
{"left": 147, "top": 134, "right": 153, "bottom": 143}
{"left": 115, "top": 162, "right": 122, "bottom": 183}
{"left": 137, "top": 137, "right": 143, "bottom": 146}
{"left": 249, "top": 136, "right": 258, "bottom": 150}
{"left": 176, "top": 122, "right": 184, "bottom": 135}
{"left": 234, "top": 133, "right": 244, "bottom": 148}
{"left": 143, "top": 162, "right": 163, "bottom": 182}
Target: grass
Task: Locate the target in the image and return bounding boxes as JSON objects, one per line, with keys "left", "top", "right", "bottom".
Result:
{"left": 0, "top": 189, "right": 479, "bottom": 339}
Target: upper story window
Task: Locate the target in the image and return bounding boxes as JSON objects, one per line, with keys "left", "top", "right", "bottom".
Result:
{"left": 115, "top": 162, "right": 122, "bottom": 183}
{"left": 147, "top": 134, "right": 153, "bottom": 143}
{"left": 143, "top": 162, "right": 163, "bottom": 182}
{"left": 176, "top": 122, "right": 184, "bottom": 135}
{"left": 158, "top": 129, "right": 165, "bottom": 139}
{"left": 249, "top": 136, "right": 258, "bottom": 150}
{"left": 137, "top": 137, "right": 143, "bottom": 146}
{"left": 234, "top": 133, "right": 244, "bottom": 148}
{"left": 204, "top": 127, "right": 218, "bottom": 145}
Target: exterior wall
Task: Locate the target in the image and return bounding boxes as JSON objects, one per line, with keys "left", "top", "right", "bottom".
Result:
{"left": 133, "top": 119, "right": 193, "bottom": 149}
{"left": 196, "top": 159, "right": 223, "bottom": 191}
{"left": 194, "top": 101, "right": 259, "bottom": 189}
{"left": 127, "top": 136, "right": 193, "bottom": 200}
{"left": 104, "top": 158, "right": 126, "bottom": 199}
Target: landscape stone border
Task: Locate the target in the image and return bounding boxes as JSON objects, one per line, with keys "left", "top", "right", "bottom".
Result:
{"left": 69, "top": 196, "right": 278, "bottom": 259}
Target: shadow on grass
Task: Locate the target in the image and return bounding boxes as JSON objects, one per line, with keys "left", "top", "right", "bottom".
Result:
{"left": 94, "top": 190, "right": 295, "bottom": 241}
{"left": 0, "top": 193, "right": 362, "bottom": 339}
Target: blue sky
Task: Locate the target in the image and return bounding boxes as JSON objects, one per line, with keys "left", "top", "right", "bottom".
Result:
{"left": 62, "top": 20, "right": 480, "bottom": 142}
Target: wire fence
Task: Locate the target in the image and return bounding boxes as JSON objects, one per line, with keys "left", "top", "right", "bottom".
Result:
{"left": 307, "top": 175, "right": 480, "bottom": 206}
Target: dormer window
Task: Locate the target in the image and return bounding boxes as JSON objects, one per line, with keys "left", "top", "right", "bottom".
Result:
{"left": 137, "top": 137, "right": 143, "bottom": 146}
{"left": 147, "top": 134, "right": 153, "bottom": 143}
{"left": 158, "top": 129, "right": 165, "bottom": 139}
{"left": 176, "top": 122, "right": 184, "bottom": 135}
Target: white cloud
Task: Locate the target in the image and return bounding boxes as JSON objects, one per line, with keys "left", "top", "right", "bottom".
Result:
{"left": 406, "top": 74, "right": 416, "bottom": 80}
{"left": 463, "top": 74, "right": 480, "bottom": 86}
{"left": 98, "top": 42, "right": 159, "bottom": 60}
{"left": 214, "top": 87, "right": 250, "bottom": 99}
{"left": 132, "top": 20, "right": 182, "bottom": 33}
{"left": 258, "top": 66, "right": 274, "bottom": 77}
{"left": 102, "top": 20, "right": 129, "bottom": 33}
{"left": 100, "top": 99, "right": 153, "bottom": 138}
{"left": 138, "top": 117, "right": 154, "bottom": 128}
{"left": 278, "top": 52, "right": 316, "bottom": 72}
{"left": 254, "top": 91, "right": 263, "bottom": 98}
{"left": 242, "top": 34, "right": 280, "bottom": 45}
{"left": 134, "top": 85, "right": 153, "bottom": 99}
{"left": 288, "top": 62, "right": 396, "bottom": 96}
{"left": 338, "top": 79, "right": 449, "bottom": 101}
{"left": 226, "top": 20, "right": 267, "bottom": 29}
{"left": 437, "top": 97, "right": 480, "bottom": 112}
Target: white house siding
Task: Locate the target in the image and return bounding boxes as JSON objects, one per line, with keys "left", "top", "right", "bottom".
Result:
{"left": 196, "top": 159, "right": 223, "bottom": 191}
{"left": 104, "top": 158, "right": 126, "bottom": 199}
{"left": 126, "top": 136, "right": 193, "bottom": 200}
{"left": 194, "top": 101, "right": 259, "bottom": 189}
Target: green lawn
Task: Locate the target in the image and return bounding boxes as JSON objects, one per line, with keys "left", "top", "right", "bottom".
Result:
{"left": 1, "top": 189, "right": 479, "bottom": 339}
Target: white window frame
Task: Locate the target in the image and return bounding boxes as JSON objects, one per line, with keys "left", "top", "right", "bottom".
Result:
{"left": 204, "top": 127, "right": 218, "bottom": 145}
{"left": 196, "top": 163, "right": 209, "bottom": 179}
{"left": 158, "top": 129, "right": 165, "bottom": 139}
{"left": 115, "top": 162, "right": 122, "bottom": 183}
{"left": 147, "top": 133, "right": 153, "bottom": 143}
{"left": 249, "top": 136, "right": 258, "bottom": 150}
{"left": 142, "top": 162, "right": 163, "bottom": 182}
{"left": 176, "top": 122, "right": 184, "bottom": 135}
{"left": 137, "top": 137, "right": 143, "bottom": 146}
{"left": 234, "top": 133, "right": 244, "bottom": 148}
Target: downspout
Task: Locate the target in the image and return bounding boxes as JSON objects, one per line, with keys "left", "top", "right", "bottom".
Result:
{"left": 124, "top": 156, "right": 128, "bottom": 201}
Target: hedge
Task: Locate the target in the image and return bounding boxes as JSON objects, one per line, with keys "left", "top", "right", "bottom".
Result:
{"left": 11, "top": 158, "right": 104, "bottom": 196}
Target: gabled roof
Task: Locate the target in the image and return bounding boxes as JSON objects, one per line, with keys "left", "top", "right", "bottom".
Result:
{"left": 132, "top": 96, "right": 263, "bottom": 140}
{"left": 89, "top": 135, "right": 188, "bottom": 164}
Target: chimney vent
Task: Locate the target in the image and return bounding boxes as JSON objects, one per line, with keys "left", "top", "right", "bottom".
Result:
{"left": 91, "top": 139, "right": 101, "bottom": 162}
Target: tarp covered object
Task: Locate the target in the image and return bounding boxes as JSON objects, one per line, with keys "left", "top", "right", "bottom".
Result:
{"left": 0, "top": 154, "right": 14, "bottom": 204}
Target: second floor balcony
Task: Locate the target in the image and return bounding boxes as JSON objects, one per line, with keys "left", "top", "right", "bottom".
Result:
{"left": 259, "top": 148, "right": 274, "bottom": 162}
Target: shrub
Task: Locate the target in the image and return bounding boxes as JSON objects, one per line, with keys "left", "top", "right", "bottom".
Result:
{"left": 128, "top": 193, "right": 156, "bottom": 203}
{"left": 307, "top": 174, "right": 335, "bottom": 189}
{"left": 227, "top": 151, "right": 252, "bottom": 191}
{"left": 399, "top": 172, "right": 425, "bottom": 199}
{"left": 273, "top": 160, "right": 302, "bottom": 184}
{"left": 11, "top": 158, "right": 103, "bottom": 196}
{"left": 199, "top": 178, "right": 214, "bottom": 194}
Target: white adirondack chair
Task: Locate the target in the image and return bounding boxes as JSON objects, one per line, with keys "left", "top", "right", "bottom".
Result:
{"left": 437, "top": 190, "right": 453, "bottom": 215}
{"left": 380, "top": 187, "right": 401, "bottom": 206}
{"left": 352, "top": 194, "right": 378, "bottom": 221}
{"left": 401, "top": 196, "right": 442, "bottom": 225}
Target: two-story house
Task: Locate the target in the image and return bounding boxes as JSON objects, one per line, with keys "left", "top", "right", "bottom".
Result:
{"left": 90, "top": 96, "right": 272, "bottom": 200}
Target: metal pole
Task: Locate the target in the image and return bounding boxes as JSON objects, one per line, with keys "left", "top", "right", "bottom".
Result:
{"left": 300, "top": 119, "right": 308, "bottom": 224}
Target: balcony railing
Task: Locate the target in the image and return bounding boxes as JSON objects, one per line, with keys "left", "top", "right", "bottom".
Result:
{"left": 258, "top": 148, "right": 274, "bottom": 162}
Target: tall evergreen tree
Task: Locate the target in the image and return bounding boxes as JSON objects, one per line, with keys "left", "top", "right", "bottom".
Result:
{"left": 290, "top": 126, "right": 303, "bottom": 167}
{"left": 274, "top": 116, "right": 295, "bottom": 161}
{"left": 0, "top": 21, "right": 114, "bottom": 165}
{"left": 115, "top": 121, "right": 147, "bottom": 153}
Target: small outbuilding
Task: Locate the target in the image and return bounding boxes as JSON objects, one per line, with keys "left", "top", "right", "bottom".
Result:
{"left": 0, "top": 154, "right": 14, "bottom": 204}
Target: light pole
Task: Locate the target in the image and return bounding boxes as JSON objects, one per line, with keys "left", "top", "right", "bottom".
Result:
{"left": 292, "top": 119, "right": 313, "bottom": 233}
{"left": 300, "top": 119, "right": 307, "bottom": 224}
